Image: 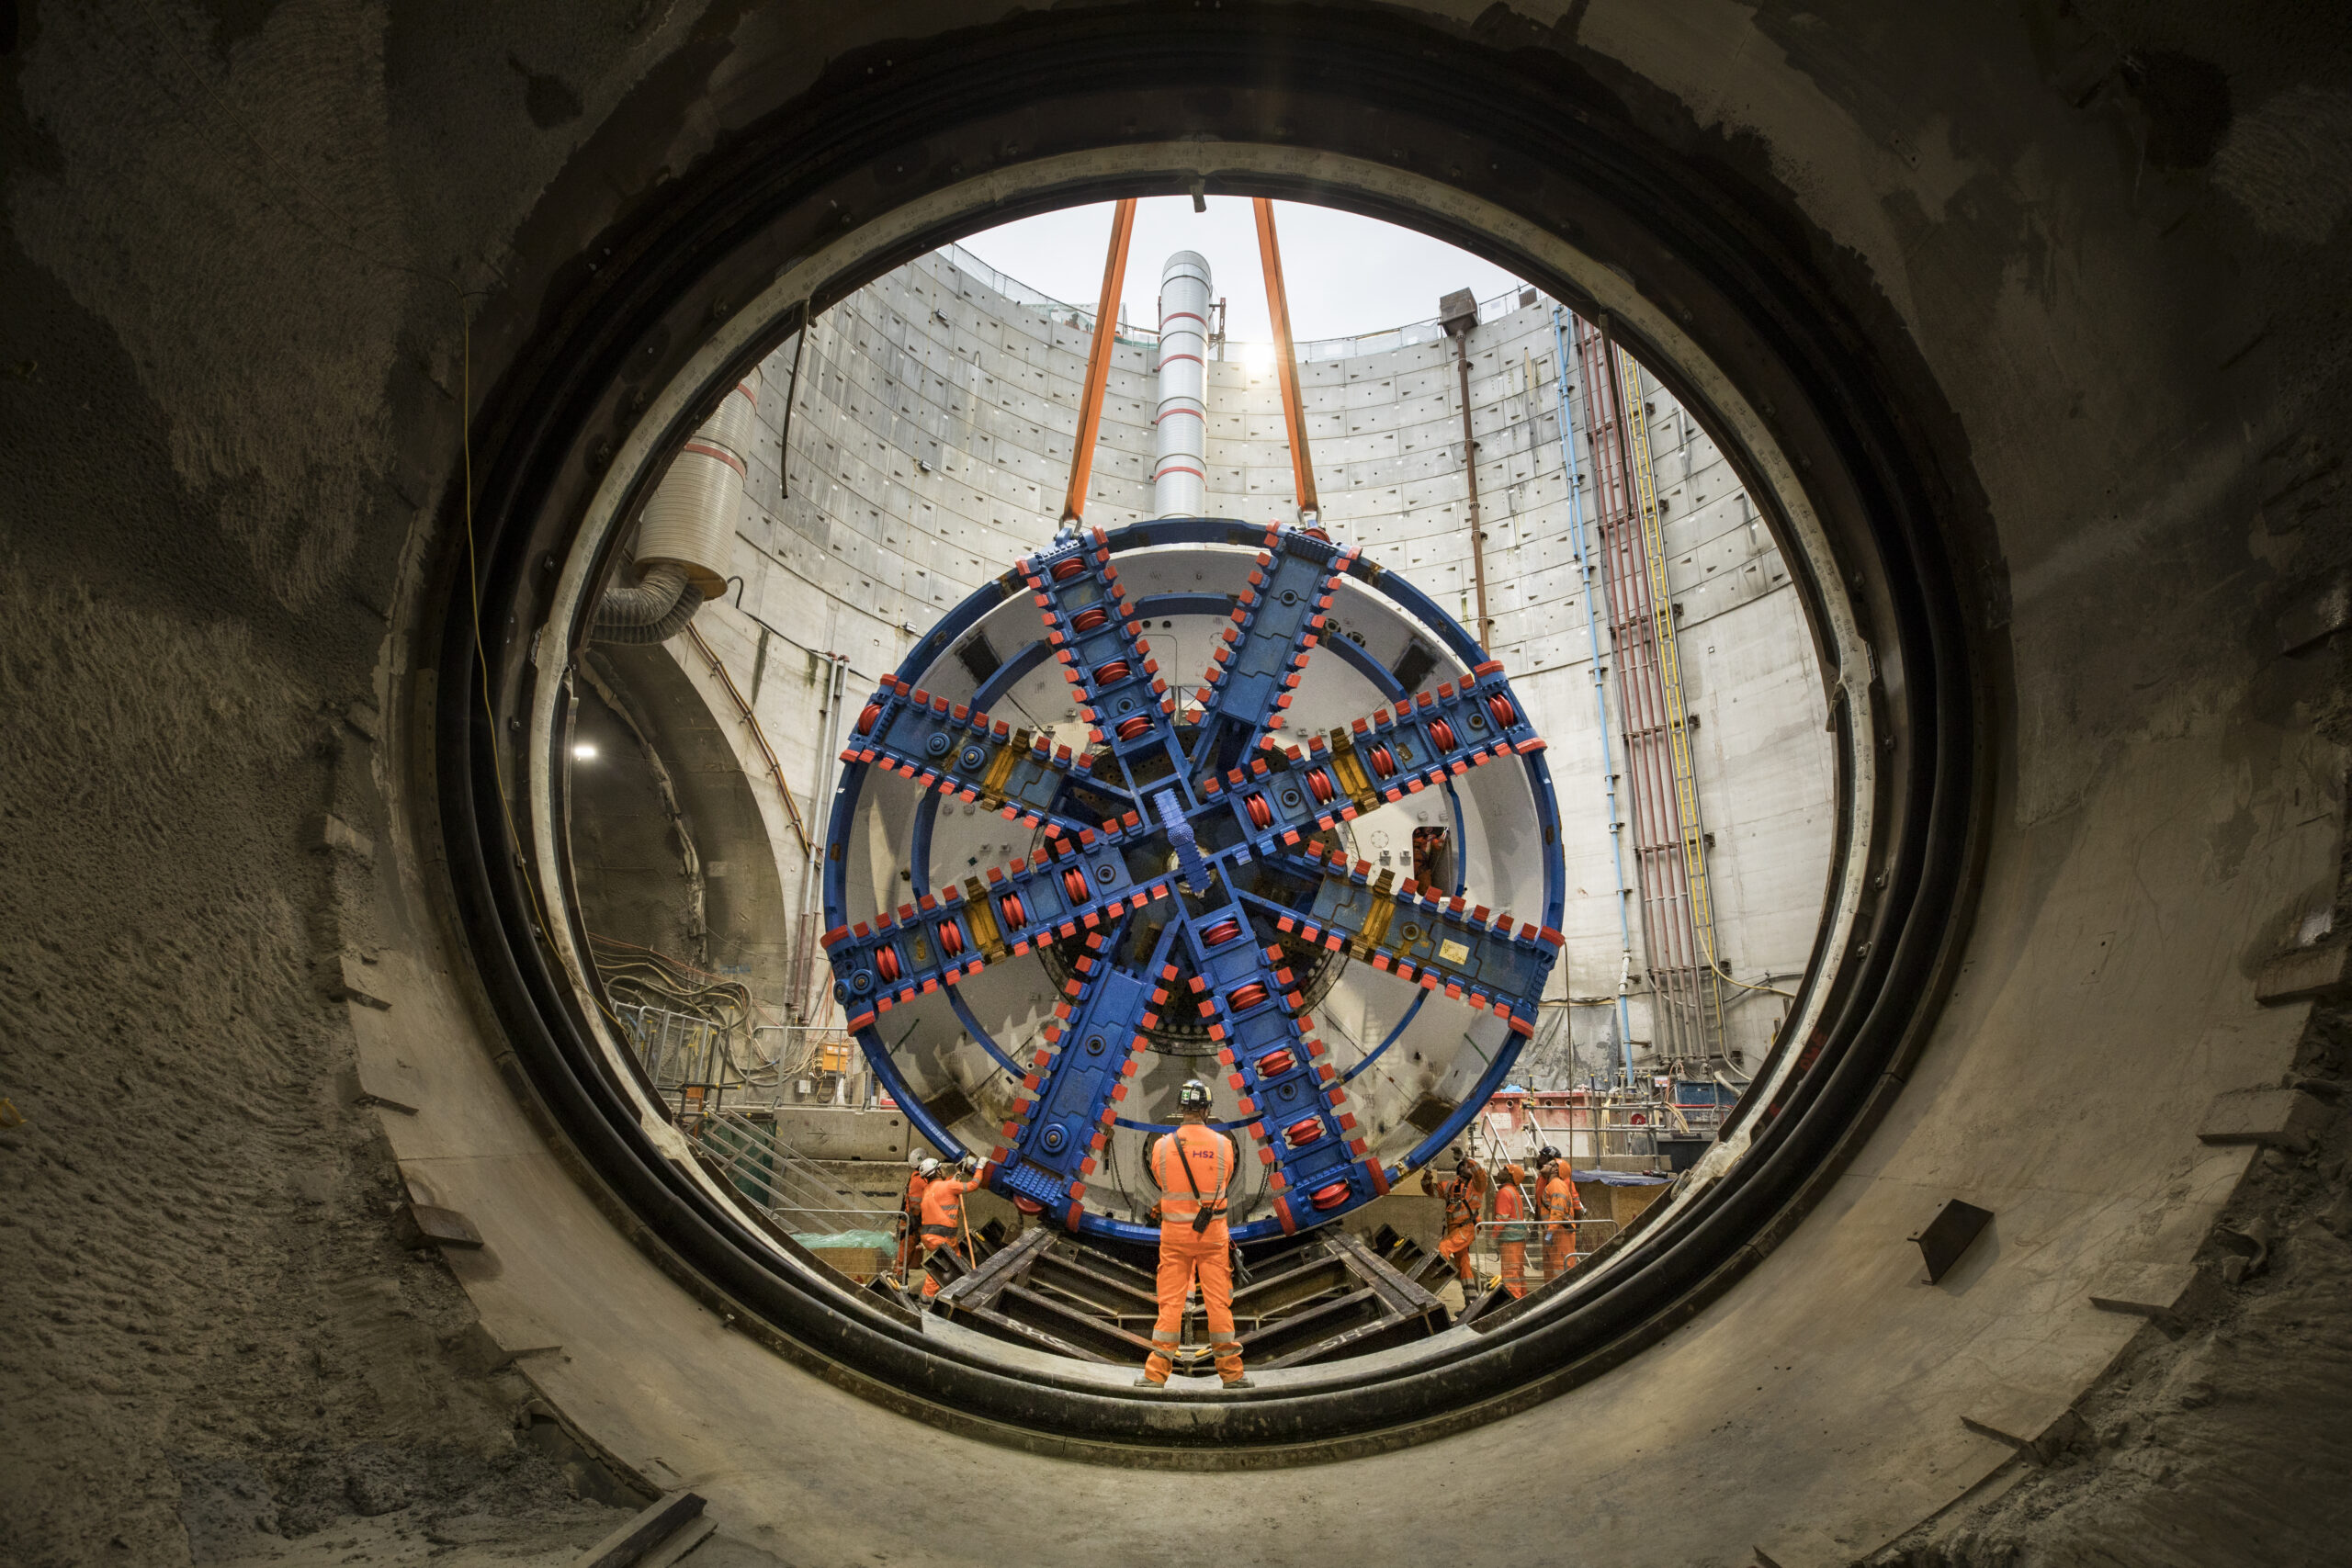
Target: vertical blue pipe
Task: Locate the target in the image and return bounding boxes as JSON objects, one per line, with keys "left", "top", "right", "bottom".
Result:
{"left": 1551, "top": 310, "right": 1637, "bottom": 1089}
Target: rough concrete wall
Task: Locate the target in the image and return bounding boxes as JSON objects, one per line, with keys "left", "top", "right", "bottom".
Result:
{"left": 0, "top": 3, "right": 707, "bottom": 1560}
{"left": 569, "top": 671, "right": 704, "bottom": 966}
{"left": 1876, "top": 988, "right": 2352, "bottom": 1568}
{"left": 0, "top": 363, "right": 608, "bottom": 1567}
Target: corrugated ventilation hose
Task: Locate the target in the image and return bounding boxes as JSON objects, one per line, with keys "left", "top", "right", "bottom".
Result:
{"left": 594, "top": 367, "right": 764, "bottom": 644}
{"left": 594, "top": 559, "right": 698, "bottom": 643}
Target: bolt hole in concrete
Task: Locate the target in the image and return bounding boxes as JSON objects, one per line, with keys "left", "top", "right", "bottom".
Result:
{"left": 451, "top": 28, "right": 1965, "bottom": 1457}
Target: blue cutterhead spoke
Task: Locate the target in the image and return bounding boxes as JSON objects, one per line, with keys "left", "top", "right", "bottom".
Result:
{"left": 1182, "top": 525, "right": 1358, "bottom": 773}
{"left": 1261, "top": 846, "right": 1560, "bottom": 1040}
{"left": 1020, "top": 527, "right": 1182, "bottom": 773}
{"left": 986, "top": 919, "right": 1179, "bottom": 1230}
{"left": 1172, "top": 883, "right": 1388, "bottom": 1235}
{"left": 1194, "top": 660, "right": 1544, "bottom": 852}
{"left": 823, "top": 812, "right": 1170, "bottom": 1032}
{"left": 840, "top": 672, "right": 1121, "bottom": 839}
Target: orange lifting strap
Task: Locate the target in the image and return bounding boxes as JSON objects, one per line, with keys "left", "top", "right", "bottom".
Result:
{"left": 1253, "top": 198, "right": 1319, "bottom": 520}
{"left": 1060, "top": 198, "right": 1138, "bottom": 523}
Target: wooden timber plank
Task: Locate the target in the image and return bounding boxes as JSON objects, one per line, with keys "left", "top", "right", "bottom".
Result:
{"left": 1231, "top": 1250, "right": 1352, "bottom": 1319}
{"left": 1048, "top": 1235, "right": 1159, "bottom": 1292}
{"left": 1328, "top": 1228, "right": 1445, "bottom": 1316}
{"left": 1234, "top": 1287, "right": 1385, "bottom": 1362}
{"left": 995, "top": 1283, "right": 1159, "bottom": 1361}
{"left": 1026, "top": 1250, "right": 1160, "bottom": 1314}
{"left": 571, "top": 1492, "right": 706, "bottom": 1568}
{"left": 934, "top": 1224, "right": 1052, "bottom": 1310}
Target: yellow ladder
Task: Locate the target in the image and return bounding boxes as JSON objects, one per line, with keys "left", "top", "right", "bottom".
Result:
{"left": 1616, "top": 348, "right": 1726, "bottom": 1049}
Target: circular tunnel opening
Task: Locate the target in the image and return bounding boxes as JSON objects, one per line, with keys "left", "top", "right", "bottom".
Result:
{"left": 438, "top": 9, "right": 1979, "bottom": 1458}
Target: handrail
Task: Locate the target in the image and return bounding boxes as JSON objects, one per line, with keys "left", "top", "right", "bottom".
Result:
{"left": 681, "top": 620, "right": 813, "bottom": 855}
{"left": 703, "top": 1106, "right": 884, "bottom": 1216}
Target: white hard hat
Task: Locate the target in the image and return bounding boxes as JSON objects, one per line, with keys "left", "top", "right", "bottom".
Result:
{"left": 918, "top": 1156, "right": 941, "bottom": 1178}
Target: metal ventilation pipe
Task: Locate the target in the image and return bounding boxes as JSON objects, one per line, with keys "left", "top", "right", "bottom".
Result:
{"left": 1152, "top": 252, "right": 1211, "bottom": 517}
{"left": 595, "top": 368, "right": 763, "bottom": 642}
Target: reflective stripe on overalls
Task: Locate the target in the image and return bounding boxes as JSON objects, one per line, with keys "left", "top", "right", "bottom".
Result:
{"left": 1152, "top": 1123, "right": 1232, "bottom": 1224}
{"left": 916, "top": 1176, "right": 978, "bottom": 1299}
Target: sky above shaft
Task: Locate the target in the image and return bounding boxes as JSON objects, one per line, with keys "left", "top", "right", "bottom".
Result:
{"left": 953, "top": 197, "right": 1527, "bottom": 344}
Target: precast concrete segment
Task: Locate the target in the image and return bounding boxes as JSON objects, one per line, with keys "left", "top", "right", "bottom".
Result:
{"left": 10, "top": 4, "right": 2349, "bottom": 1566}
{"left": 448, "top": 3, "right": 2342, "bottom": 1541}
{"left": 1154, "top": 251, "right": 1213, "bottom": 517}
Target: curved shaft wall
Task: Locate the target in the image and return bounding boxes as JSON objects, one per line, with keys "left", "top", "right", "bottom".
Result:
{"left": 685, "top": 244, "right": 1831, "bottom": 1079}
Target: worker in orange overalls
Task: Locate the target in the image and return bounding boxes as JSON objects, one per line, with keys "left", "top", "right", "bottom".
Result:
{"left": 1538, "top": 1148, "right": 1585, "bottom": 1281}
{"left": 916, "top": 1155, "right": 987, "bottom": 1298}
{"left": 1419, "top": 1146, "right": 1488, "bottom": 1290}
{"left": 1492, "top": 1162, "right": 1534, "bottom": 1298}
{"left": 1137, "top": 1078, "right": 1249, "bottom": 1389}
{"left": 896, "top": 1156, "right": 939, "bottom": 1280}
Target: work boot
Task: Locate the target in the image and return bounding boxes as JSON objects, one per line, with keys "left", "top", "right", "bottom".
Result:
{"left": 1134, "top": 1375, "right": 1167, "bottom": 1391}
{"left": 1219, "top": 1375, "right": 1255, "bottom": 1390}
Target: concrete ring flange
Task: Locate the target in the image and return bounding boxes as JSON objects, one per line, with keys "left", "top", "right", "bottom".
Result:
{"left": 444, "top": 13, "right": 1968, "bottom": 1460}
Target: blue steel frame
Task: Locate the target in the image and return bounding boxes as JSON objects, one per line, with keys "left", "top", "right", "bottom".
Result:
{"left": 820, "top": 520, "right": 1566, "bottom": 1246}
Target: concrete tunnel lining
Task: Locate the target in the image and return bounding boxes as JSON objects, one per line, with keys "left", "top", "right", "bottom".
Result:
{"left": 438, "top": 0, "right": 2313, "bottom": 1511}
{"left": 461, "top": 26, "right": 1960, "bottom": 1451}
{"left": 411, "top": 0, "right": 2320, "bottom": 1515}
{"left": 426, "top": 13, "right": 2331, "bottom": 1552}
{"left": 5, "top": 2, "right": 2347, "bottom": 1563}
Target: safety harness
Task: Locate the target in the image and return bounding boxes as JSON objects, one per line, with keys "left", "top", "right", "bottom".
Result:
{"left": 1163, "top": 1126, "right": 1230, "bottom": 1235}
{"left": 1442, "top": 1174, "right": 1480, "bottom": 1231}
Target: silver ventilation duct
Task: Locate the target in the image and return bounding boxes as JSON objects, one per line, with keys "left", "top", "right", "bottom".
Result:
{"left": 1152, "top": 252, "right": 1211, "bottom": 517}
{"left": 594, "top": 367, "right": 763, "bottom": 642}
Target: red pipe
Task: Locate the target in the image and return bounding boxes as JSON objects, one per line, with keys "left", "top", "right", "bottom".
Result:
{"left": 1574, "top": 313, "right": 1707, "bottom": 1060}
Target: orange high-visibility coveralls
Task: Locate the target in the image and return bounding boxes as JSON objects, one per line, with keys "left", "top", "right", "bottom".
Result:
{"left": 897, "top": 1168, "right": 933, "bottom": 1275}
{"left": 1142, "top": 1124, "right": 1244, "bottom": 1385}
{"left": 1540, "top": 1165, "right": 1584, "bottom": 1280}
{"left": 1420, "top": 1159, "right": 1488, "bottom": 1284}
{"left": 1492, "top": 1168, "right": 1533, "bottom": 1298}
{"left": 916, "top": 1171, "right": 983, "bottom": 1298}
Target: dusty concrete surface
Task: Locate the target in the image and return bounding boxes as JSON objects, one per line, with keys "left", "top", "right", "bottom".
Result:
{"left": 0, "top": 556, "right": 628, "bottom": 1558}
{"left": 1874, "top": 1005, "right": 2352, "bottom": 1567}
{"left": 3, "top": 3, "right": 2350, "bottom": 1566}
{"left": 1875, "top": 674, "right": 2352, "bottom": 1567}
{"left": 0, "top": 4, "right": 699, "bottom": 1562}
